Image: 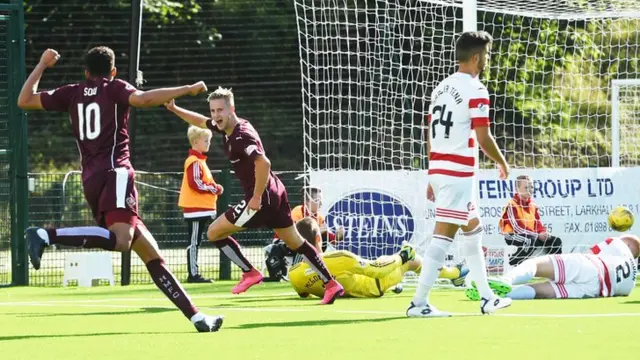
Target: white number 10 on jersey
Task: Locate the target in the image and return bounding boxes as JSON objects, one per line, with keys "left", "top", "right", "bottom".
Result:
{"left": 77, "top": 102, "right": 101, "bottom": 140}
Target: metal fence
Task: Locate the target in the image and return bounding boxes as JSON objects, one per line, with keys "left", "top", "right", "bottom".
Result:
{"left": 0, "top": 10, "right": 9, "bottom": 286}
{"left": 24, "top": 1, "right": 303, "bottom": 174}
{"left": 0, "top": 0, "right": 27, "bottom": 287}
{"left": 24, "top": 169, "right": 304, "bottom": 286}
{"left": 6, "top": 0, "right": 304, "bottom": 287}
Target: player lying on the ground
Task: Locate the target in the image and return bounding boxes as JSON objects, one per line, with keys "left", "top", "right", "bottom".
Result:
{"left": 18, "top": 47, "right": 222, "bottom": 332}
{"left": 165, "top": 91, "right": 344, "bottom": 305}
{"left": 465, "top": 234, "right": 639, "bottom": 300}
{"left": 284, "top": 217, "right": 468, "bottom": 298}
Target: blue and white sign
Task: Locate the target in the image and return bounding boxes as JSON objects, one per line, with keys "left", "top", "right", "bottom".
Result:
{"left": 311, "top": 168, "right": 640, "bottom": 260}
{"left": 326, "top": 190, "right": 414, "bottom": 258}
{"left": 310, "top": 170, "right": 429, "bottom": 258}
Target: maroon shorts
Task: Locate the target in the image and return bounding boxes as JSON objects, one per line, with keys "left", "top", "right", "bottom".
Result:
{"left": 224, "top": 182, "right": 293, "bottom": 229}
{"left": 83, "top": 167, "right": 139, "bottom": 227}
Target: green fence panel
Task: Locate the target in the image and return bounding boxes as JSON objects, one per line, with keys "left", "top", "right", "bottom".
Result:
{"left": 26, "top": 170, "right": 304, "bottom": 286}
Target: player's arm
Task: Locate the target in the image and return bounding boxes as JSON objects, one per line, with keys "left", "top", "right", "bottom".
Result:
{"left": 534, "top": 206, "right": 547, "bottom": 237}
{"left": 187, "top": 162, "right": 223, "bottom": 195}
{"left": 470, "top": 88, "right": 509, "bottom": 178}
{"left": 17, "top": 49, "right": 60, "bottom": 110}
{"left": 252, "top": 154, "right": 271, "bottom": 200}
{"left": 424, "top": 111, "right": 436, "bottom": 201}
{"left": 129, "top": 81, "right": 207, "bottom": 109}
{"left": 589, "top": 238, "right": 615, "bottom": 254}
{"left": 475, "top": 127, "right": 507, "bottom": 167}
{"left": 164, "top": 99, "right": 210, "bottom": 128}
{"left": 498, "top": 204, "right": 514, "bottom": 234}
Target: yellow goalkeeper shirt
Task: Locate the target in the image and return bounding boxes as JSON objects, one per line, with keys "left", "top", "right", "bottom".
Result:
{"left": 289, "top": 250, "right": 408, "bottom": 298}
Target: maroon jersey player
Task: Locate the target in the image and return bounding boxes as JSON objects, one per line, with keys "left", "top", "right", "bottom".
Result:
{"left": 164, "top": 88, "right": 344, "bottom": 305}
{"left": 18, "top": 47, "right": 223, "bottom": 332}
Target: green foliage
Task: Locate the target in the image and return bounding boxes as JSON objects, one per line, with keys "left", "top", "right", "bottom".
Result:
{"left": 483, "top": 14, "right": 640, "bottom": 167}
{"left": 142, "top": 0, "right": 202, "bottom": 23}
{"left": 20, "top": 1, "right": 640, "bottom": 171}
{"left": 23, "top": 0, "right": 302, "bottom": 172}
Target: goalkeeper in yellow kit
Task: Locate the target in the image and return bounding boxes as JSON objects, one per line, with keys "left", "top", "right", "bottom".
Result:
{"left": 288, "top": 217, "right": 467, "bottom": 298}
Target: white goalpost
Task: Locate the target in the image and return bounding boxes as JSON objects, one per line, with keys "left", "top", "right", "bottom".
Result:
{"left": 611, "top": 79, "right": 640, "bottom": 167}
{"left": 294, "top": 0, "right": 640, "bottom": 277}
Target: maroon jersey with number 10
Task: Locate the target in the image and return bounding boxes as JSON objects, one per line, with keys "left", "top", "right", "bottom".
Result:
{"left": 40, "top": 78, "right": 137, "bottom": 182}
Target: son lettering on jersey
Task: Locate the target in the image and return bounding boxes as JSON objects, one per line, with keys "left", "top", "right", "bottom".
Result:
{"left": 432, "top": 84, "right": 463, "bottom": 105}
{"left": 84, "top": 87, "right": 98, "bottom": 96}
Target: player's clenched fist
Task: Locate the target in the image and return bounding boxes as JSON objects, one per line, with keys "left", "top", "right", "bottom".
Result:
{"left": 39, "top": 49, "right": 60, "bottom": 68}
{"left": 188, "top": 81, "right": 208, "bottom": 96}
{"left": 164, "top": 99, "right": 176, "bottom": 111}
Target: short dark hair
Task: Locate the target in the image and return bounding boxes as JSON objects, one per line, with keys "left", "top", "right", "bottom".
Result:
{"left": 456, "top": 31, "right": 493, "bottom": 62}
{"left": 295, "top": 217, "right": 320, "bottom": 247}
{"left": 85, "top": 46, "right": 115, "bottom": 77}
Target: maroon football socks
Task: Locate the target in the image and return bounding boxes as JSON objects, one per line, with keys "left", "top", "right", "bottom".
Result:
{"left": 45, "top": 227, "right": 117, "bottom": 250}
{"left": 294, "top": 241, "right": 332, "bottom": 283}
{"left": 214, "top": 237, "right": 254, "bottom": 272}
{"left": 146, "top": 258, "right": 198, "bottom": 319}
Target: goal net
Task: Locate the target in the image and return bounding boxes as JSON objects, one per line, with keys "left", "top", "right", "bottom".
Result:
{"left": 294, "top": 0, "right": 640, "bottom": 277}
{"left": 612, "top": 79, "right": 640, "bottom": 167}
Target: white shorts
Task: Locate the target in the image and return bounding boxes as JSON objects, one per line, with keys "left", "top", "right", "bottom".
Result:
{"left": 548, "top": 254, "right": 602, "bottom": 299}
{"left": 429, "top": 174, "right": 479, "bottom": 226}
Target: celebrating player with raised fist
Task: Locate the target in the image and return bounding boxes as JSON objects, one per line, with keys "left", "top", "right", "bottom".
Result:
{"left": 18, "top": 47, "right": 222, "bottom": 333}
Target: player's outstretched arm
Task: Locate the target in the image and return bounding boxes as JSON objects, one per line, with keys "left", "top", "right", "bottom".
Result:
{"left": 17, "top": 49, "right": 60, "bottom": 110}
{"left": 476, "top": 126, "right": 510, "bottom": 179}
{"left": 164, "top": 99, "right": 210, "bottom": 128}
{"left": 129, "top": 81, "right": 207, "bottom": 109}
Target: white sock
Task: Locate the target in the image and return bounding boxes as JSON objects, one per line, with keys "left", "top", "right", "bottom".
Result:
{"left": 190, "top": 312, "right": 205, "bottom": 323}
{"left": 504, "top": 258, "right": 537, "bottom": 285}
{"left": 37, "top": 228, "right": 50, "bottom": 245}
{"left": 507, "top": 285, "right": 536, "bottom": 299}
{"left": 412, "top": 235, "right": 453, "bottom": 306}
{"left": 461, "top": 225, "right": 493, "bottom": 300}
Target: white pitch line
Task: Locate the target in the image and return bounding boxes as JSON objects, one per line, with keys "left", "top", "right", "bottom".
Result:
{"left": 497, "top": 313, "right": 640, "bottom": 318}
{"left": 0, "top": 292, "right": 298, "bottom": 306}
{"left": 1, "top": 301, "right": 639, "bottom": 318}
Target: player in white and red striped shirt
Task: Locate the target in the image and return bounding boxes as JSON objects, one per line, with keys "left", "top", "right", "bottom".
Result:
{"left": 469, "top": 234, "right": 639, "bottom": 300}
{"left": 407, "top": 31, "right": 512, "bottom": 317}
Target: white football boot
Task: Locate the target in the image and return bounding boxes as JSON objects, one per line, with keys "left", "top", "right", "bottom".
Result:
{"left": 480, "top": 296, "right": 512, "bottom": 315}
{"left": 406, "top": 302, "right": 451, "bottom": 318}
